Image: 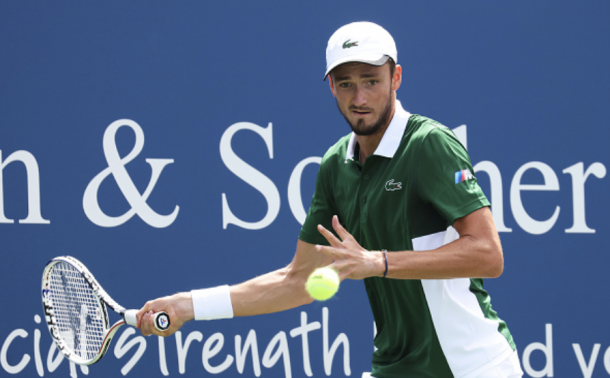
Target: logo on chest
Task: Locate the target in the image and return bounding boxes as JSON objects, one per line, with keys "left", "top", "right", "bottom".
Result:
{"left": 385, "top": 179, "right": 403, "bottom": 191}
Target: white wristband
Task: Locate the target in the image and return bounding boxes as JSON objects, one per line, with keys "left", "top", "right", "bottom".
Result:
{"left": 191, "top": 285, "right": 234, "bottom": 321}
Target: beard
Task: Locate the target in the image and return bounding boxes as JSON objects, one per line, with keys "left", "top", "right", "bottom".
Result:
{"left": 337, "top": 97, "right": 393, "bottom": 136}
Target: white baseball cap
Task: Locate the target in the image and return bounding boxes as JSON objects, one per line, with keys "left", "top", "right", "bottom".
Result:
{"left": 324, "top": 21, "right": 397, "bottom": 80}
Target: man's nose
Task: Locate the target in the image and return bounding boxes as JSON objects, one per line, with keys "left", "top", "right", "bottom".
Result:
{"left": 353, "top": 85, "right": 367, "bottom": 107}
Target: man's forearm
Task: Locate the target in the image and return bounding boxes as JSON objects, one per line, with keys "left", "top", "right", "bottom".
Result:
{"left": 386, "top": 208, "right": 504, "bottom": 280}
{"left": 384, "top": 236, "right": 503, "bottom": 280}
{"left": 230, "top": 264, "right": 315, "bottom": 317}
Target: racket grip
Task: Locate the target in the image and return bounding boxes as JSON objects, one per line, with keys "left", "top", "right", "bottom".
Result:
{"left": 153, "top": 312, "right": 171, "bottom": 331}
{"left": 123, "top": 310, "right": 171, "bottom": 331}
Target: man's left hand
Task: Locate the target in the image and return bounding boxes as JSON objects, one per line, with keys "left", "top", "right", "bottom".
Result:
{"left": 315, "top": 215, "right": 385, "bottom": 280}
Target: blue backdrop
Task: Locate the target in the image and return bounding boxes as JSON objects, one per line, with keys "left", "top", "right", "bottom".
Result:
{"left": 1, "top": 1, "right": 609, "bottom": 377}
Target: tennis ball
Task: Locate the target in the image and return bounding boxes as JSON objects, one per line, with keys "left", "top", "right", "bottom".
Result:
{"left": 306, "top": 267, "right": 340, "bottom": 301}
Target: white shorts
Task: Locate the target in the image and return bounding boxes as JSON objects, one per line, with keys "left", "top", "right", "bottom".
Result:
{"left": 361, "top": 350, "right": 523, "bottom": 378}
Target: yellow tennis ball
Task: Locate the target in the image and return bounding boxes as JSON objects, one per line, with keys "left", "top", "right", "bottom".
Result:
{"left": 306, "top": 267, "right": 340, "bottom": 301}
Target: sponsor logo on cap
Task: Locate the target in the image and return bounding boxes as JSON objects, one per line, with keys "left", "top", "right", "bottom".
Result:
{"left": 342, "top": 39, "right": 358, "bottom": 49}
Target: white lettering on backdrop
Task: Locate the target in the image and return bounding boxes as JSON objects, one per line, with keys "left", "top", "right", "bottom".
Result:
{"left": 0, "top": 120, "right": 605, "bottom": 233}
{"left": 0, "top": 150, "right": 50, "bottom": 224}
{"left": 82, "top": 119, "right": 179, "bottom": 228}
{"left": 1, "top": 308, "right": 350, "bottom": 377}
{"left": 220, "top": 122, "right": 607, "bottom": 234}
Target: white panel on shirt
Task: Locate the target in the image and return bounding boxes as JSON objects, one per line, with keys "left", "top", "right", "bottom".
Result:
{"left": 412, "top": 228, "right": 515, "bottom": 378}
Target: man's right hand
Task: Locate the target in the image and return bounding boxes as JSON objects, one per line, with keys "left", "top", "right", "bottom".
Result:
{"left": 136, "top": 292, "right": 194, "bottom": 336}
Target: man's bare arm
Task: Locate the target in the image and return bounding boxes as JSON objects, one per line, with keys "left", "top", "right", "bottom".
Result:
{"left": 386, "top": 207, "right": 503, "bottom": 279}
{"left": 230, "top": 239, "right": 333, "bottom": 316}
{"left": 316, "top": 207, "right": 503, "bottom": 280}
{"left": 137, "top": 239, "right": 332, "bottom": 336}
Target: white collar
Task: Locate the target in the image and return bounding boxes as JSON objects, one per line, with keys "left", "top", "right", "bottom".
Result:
{"left": 345, "top": 100, "right": 411, "bottom": 162}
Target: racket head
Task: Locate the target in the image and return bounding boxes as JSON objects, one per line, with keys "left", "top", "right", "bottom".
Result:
{"left": 41, "top": 256, "right": 117, "bottom": 365}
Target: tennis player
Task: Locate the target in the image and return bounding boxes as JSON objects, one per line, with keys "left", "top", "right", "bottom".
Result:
{"left": 138, "top": 21, "right": 523, "bottom": 377}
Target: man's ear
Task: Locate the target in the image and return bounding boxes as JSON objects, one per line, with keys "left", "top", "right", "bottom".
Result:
{"left": 392, "top": 64, "right": 402, "bottom": 92}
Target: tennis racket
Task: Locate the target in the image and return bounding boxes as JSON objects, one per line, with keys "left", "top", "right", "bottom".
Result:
{"left": 41, "top": 255, "right": 170, "bottom": 365}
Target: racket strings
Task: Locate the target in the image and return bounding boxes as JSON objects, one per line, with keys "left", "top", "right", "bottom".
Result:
{"left": 48, "top": 262, "right": 106, "bottom": 360}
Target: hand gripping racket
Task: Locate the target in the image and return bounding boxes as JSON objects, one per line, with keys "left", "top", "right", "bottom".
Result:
{"left": 41, "top": 255, "right": 170, "bottom": 365}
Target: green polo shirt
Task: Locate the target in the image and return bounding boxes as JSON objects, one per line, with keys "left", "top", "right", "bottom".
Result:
{"left": 299, "top": 101, "right": 516, "bottom": 378}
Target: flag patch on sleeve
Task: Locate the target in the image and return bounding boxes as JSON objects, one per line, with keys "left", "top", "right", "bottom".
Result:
{"left": 455, "top": 169, "right": 474, "bottom": 184}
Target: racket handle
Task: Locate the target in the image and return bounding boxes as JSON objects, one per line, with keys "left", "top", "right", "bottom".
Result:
{"left": 124, "top": 310, "right": 171, "bottom": 331}
{"left": 153, "top": 312, "right": 171, "bottom": 331}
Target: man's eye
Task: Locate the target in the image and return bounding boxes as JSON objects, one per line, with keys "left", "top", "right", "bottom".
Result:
{"left": 368, "top": 80, "right": 378, "bottom": 85}
{"left": 339, "top": 82, "right": 352, "bottom": 88}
